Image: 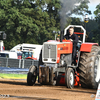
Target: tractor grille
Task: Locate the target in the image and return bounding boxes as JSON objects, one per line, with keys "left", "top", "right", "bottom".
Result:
{"left": 44, "top": 44, "right": 49, "bottom": 58}
{"left": 50, "top": 45, "right": 56, "bottom": 58}
{"left": 43, "top": 44, "right": 57, "bottom": 60}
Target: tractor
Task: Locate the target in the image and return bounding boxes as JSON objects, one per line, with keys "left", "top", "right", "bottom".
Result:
{"left": 27, "top": 25, "right": 100, "bottom": 89}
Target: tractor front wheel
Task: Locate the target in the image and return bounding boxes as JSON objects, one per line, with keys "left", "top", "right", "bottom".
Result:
{"left": 65, "top": 68, "right": 74, "bottom": 88}
{"left": 27, "top": 65, "right": 37, "bottom": 86}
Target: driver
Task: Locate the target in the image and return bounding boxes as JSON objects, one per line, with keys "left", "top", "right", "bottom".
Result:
{"left": 64, "top": 27, "right": 78, "bottom": 65}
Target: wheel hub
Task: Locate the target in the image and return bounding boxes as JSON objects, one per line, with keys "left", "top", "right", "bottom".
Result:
{"left": 70, "top": 72, "right": 74, "bottom": 85}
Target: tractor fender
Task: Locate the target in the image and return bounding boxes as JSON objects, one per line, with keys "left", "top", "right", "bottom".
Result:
{"left": 80, "top": 43, "right": 98, "bottom": 52}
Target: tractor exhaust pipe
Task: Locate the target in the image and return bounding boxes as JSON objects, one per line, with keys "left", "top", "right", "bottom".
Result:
{"left": 60, "top": 30, "right": 64, "bottom": 42}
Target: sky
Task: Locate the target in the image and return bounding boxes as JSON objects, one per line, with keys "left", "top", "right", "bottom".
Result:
{"left": 88, "top": 0, "right": 100, "bottom": 17}
{"left": 72, "top": 0, "right": 100, "bottom": 20}
{"left": 87, "top": 0, "right": 100, "bottom": 20}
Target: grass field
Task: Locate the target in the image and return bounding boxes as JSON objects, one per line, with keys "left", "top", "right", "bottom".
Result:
{"left": 0, "top": 73, "right": 27, "bottom": 79}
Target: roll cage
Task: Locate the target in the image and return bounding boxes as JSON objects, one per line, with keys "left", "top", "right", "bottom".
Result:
{"left": 64, "top": 25, "right": 86, "bottom": 43}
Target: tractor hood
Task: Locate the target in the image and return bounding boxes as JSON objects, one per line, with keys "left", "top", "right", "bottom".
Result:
{"left": 42, "top": 41, "right": 73, "bottom": 63}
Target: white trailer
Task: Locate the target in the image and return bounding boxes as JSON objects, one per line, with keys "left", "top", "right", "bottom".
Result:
{"left": 10, "top": 43, "right": 42, "bottom": 60}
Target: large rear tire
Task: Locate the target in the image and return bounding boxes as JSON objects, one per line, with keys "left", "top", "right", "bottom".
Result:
{"left": 79, "top": 46, "right": 100, "bottom": 89}
{"left": 27, "top": 65, "right": 37, "bottom": 86}
{"left": 65, "top": 68, "right": 74, "bottom": 88}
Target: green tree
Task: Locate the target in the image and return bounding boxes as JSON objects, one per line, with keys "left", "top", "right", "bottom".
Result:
{"left": 72, "top": 0, "right": 91, "bottom": 15}
{"left": 0, "top": 0, "right": 94, "bottom": 50}
{"left": 0, "top": 0, "right": 61, "bottom": 49}
{"left": 0, "top": 0, "right": 39, "bottom": 49}
{"left": 36, "top": 0, "right": 61, "bottom": 43}
{"left": 91, "top": 3, "right": 100, "bottom": 44}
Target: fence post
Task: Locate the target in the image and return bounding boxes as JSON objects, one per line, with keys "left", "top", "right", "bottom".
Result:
{"left": 32, "top": 60, "right": 34, "bottom": 65}
{"left": 19, "top": 59, "right": 21, "bottom": 68}
{"left": 22, "top": 59, "right": 24, "bottom": 68}
{"left": 6, "top": 58, "right": 8, "bottom": 67}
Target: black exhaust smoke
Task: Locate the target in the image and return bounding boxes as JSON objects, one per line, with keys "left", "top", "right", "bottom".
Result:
{"left": 59, "top": 0, "right": 80, "bottom": 31}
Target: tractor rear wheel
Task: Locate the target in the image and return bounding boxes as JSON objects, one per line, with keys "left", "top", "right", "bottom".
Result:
{"left": 65, "top": 68, "right": 74, "bottom": 88}
{"left": 79, "top": 46, "right": 100, "bottom": 89}
{"left": 27, "top": 65, "right": 37, "bottom": 86}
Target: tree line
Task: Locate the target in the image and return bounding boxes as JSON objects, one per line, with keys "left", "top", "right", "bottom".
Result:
{"left": 0, "top": 0, "right": 100, "bottom": 49}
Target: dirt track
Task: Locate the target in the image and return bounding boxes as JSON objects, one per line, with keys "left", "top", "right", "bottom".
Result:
{"left": 0, "top": 79, "right": 97, "bottom": 100}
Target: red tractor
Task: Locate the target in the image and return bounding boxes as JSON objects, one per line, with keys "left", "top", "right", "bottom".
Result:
{"left": 27, "top": 25, "right": 100, "bottom": 89}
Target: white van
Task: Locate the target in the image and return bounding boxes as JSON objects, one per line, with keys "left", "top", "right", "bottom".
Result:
{"left": 0, "top": 51, "right": 18, "bottom": 59}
